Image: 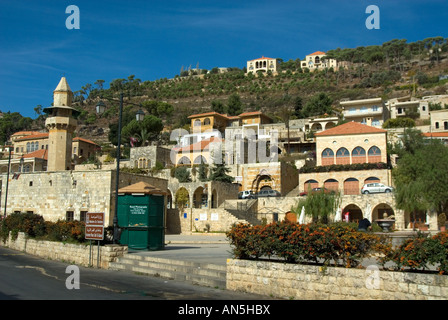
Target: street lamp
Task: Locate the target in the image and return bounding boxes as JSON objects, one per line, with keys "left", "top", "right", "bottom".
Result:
{"left": 136, "top": 109, "right": 145, "bottom": 122}
{"left": 99, "top": 94, "right": 143, "bottom": 244}
{"left": 96, "top": 100, "right": 106, "bottom": 115}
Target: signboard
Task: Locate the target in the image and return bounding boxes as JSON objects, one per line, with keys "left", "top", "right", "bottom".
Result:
{"left": 85, "top": 226, "right": 104, "bottom": 240}
{"left": 86, "top": 212, "right": 104, "bottom": 226}
{"left": 85, "top": 212, "right": 104, "bottom": 240}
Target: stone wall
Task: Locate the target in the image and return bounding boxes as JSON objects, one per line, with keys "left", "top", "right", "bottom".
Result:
{"left": 0, "top": 170, "right": 168, "bottom": 227}
{"left": 226, "top": 259, "right": 448, "bottom": 300}
{"left": 3, "top": 232, "right": 127, "bottom": 269}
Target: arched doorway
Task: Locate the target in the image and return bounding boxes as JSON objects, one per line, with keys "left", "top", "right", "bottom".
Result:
{"left": 344, "top": 178, "right": 359, "bottom": 195}
{"left": 405, "top": 210, "right": 427, "bottom": 229}
{"left": 372, "top": 203, "right": 394, "bottom": 221}
{"left": 193, "top": 186, "right": 208, "bottom": 208}
{"left": 342, "top": 204, "right": 363, "bottom": 223}
{"left": 175, "top": 187, "right": 190, "bottom": 209}
{"left": 324, "top": 179, "right": 339, "bottom": 193}
{"left": 166, "top": 189, "right": 173, "bottom": 209}
{"left": 211, "top": 189, "right": 218, "bottom": 208}
{"left": 364, "top": 176, "right": 380, "bottom": 185}
{"left": 304, "top": 179, "right": 318, "bottom": 192}
{"left": 252, "top": 171, "right": 275, "bottom": 193}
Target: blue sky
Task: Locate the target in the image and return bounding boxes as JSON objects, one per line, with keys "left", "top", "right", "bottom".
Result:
{"left": 0, "top": 0, "right": 447, "bottom": 118}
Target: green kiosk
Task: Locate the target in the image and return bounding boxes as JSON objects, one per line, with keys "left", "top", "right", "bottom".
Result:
{"left": 117, "top": 182, "right": 167, "bottom": 250}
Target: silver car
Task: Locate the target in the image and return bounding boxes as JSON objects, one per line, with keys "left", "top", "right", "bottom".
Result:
{"left": 361, "top": 183, "right": 394, "bottom": 194}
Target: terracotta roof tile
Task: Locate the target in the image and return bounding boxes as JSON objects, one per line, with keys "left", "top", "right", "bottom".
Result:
{"left": 23, "top": 149, "right": 48, "bottom": 160}
{"left": 174, "top": 137, "right": 221, "bottom": 152}
{"left": 309, "top": 51, "right": 326, "bottom": 56}
{"left": 423, "top": 132, "right": 448, "bottom": 137}
{"left": 315, "top": 121, "right": 387, "bottom": 136}
{"left": 16, "top": 133, "right": 49, "bottom": 141}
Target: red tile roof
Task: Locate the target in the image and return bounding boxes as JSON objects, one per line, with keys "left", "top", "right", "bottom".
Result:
{"left": 422, "top": 132, "right": 448, "bottom": 138}
{"left": 174, "top": 137, "right": 222, "bottom": 153}
{"left": 249, "top": 56, "right": 275, "bottom": 61}
{"left": 16, "top": 133, "right": 49, "bottom": 141}
{"left": 23, "top": 149, "right": 48, "bottom": 160}
{"left": 315, "top": 121, "right": 387, "bottom": 136}
{"left": 11, "top": 131, "right": 42, "bottom": 137}
{"left": 73, "top": 137, "right": 99, "bottom": 146}
{"left": 188, "top": 112, "right": 228, "bottom": 119}
{"left": 309, "top": 51, "right": 326, "bottom": 56}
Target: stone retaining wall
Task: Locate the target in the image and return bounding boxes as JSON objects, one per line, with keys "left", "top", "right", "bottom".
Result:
{"left": 2, "top": 232, "right": 127, "bottom": 269}
{"left": 226, "top": 259, "right": 448, "bottom": 300}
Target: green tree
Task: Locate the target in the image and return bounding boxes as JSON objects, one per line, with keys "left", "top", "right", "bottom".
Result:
{"left": 393, "top": 139, "right": 448, "bottom": 216}
{"left": 174, "top": 166, "right": 192, "bottom": 183}
{"left": 211, "top": 100, "right": 226, "bottom": 114}
{"left": 198, "top": 160, "right": 208, "bottom": 182}
{"left": 175, "top": 188, "right": 190, "bottom": 210}
{"left": 226, "top": 93, "right": 243, "bottom": 116}
{"left": 0, "top": 112, "right": 33, "bottom": 144}
{"left": 209, "top": 152, "right": 234, "bottom": 183}
{"left": 301, "top": 92, "right": 333, "bottom": 117}
{"left": 292, "top": 189, "right": 341, "bottom": 224}
{"left": 121, "top": 115, "right": 163, "bottom": 146}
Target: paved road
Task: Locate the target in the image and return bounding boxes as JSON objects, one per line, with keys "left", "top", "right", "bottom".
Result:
{"left": 0, "top": 246, "right": 270, "bottom": 301}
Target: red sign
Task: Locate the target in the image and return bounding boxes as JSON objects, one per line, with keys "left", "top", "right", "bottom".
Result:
{"left": 86, "top": 212, "right": 104, "bottom": 226}
{"left": 85, "top": 226, "right": 104, "bottom": 240}
{"left": 85, "top": 212, "right": 104, "bottom": 240}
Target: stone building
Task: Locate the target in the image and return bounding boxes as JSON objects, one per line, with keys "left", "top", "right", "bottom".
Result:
{"left": 43, "top": 77, "right": 79, "bottom": 171}
{"left": 301, "top": 51, "right": 338, "bottom": 71}
{"left": 0, "top": 170, "right": 167, "bottom": 226}
{"left": 0, "top": 77, "right": 169, "bottom": 229}
{"left": 340, "top": 98, "right": 389, "bottom": 128}
{"left": 246, "top": 56, "right": 278, "bottom": 74}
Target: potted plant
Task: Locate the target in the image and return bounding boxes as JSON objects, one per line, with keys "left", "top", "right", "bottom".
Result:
{"left": 438, "top": 213, "right": 446, "bottom": 232}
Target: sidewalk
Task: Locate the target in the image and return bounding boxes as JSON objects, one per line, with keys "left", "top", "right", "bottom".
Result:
{"left": 165, "top": 233, "right": 228, "bottom": 244}
{"left": 130, "top": 233, "right": 233, "bottom": 266}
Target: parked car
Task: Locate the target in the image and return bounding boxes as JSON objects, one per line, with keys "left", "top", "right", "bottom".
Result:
{"left": 361, "top": 183, "right": 394, "bottom": 194}
{"left": 238, "top": 190, "right": 254, "bottom": 199}
{"left": 299, "top": 187, "right": 334, "bottom": 196}
{"left": 249, "top": 189, "right": 281, "bottom": 198}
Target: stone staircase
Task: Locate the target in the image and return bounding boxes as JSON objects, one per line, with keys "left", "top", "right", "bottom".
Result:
{"left": 221, "top": 199, "right": 263, "bottom": 225}
{"left": 109, "top": 254, "right": 227, "bottom": 289}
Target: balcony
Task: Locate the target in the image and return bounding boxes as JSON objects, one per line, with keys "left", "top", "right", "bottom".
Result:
{"left": 344, "top": 106, "right": 383, "bottom": 118}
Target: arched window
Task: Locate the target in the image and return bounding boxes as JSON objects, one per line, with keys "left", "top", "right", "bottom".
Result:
{"left": 364, "top": 177, "right": 380, "bottom": 185}
{"left": 193, "top": 155, "right": 207, "bottom": 164}
{"left": 304, "top": 179, "right": 318, "bottom": 193}
{"left": 178, "top": 156, "right": 191, "bottom": 166}
{"left": 321, "top": 148, "right": 334, "bottom": 166}
{"left": 194, "top": 119, "right": 201, "bottom": 126}
{"left": 344, "top": 178, "right": 360, "bottom": 195}
{"left": 368, "top": 146, "right": 381, "bottom": 163}
{"left": 26, "top": 142, "right": 31, "bottom": 153}
{"left": 203, "top": 118, "right": 211, "bottom": 126}
{"left": 336, "top": 147, "right": 350, "bottom": 165}
{"left": 352, "top": 146, "right": 366, "bottom": 164}
{"left": 324, "top": 179, "right": 339, "bottom": 192}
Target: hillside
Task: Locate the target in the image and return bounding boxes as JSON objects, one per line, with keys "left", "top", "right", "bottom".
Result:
{"left": 30, "top": 37, "right": 448, "bottom": 146}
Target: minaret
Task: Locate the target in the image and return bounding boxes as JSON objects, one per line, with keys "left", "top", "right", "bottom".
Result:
{"left": 43, "top": 77, "right": 79, "bottom": 171}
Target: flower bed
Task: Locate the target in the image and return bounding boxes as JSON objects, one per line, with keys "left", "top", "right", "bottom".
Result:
{"left": 226, "top": 221, "right": 448, "bottom": 274}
